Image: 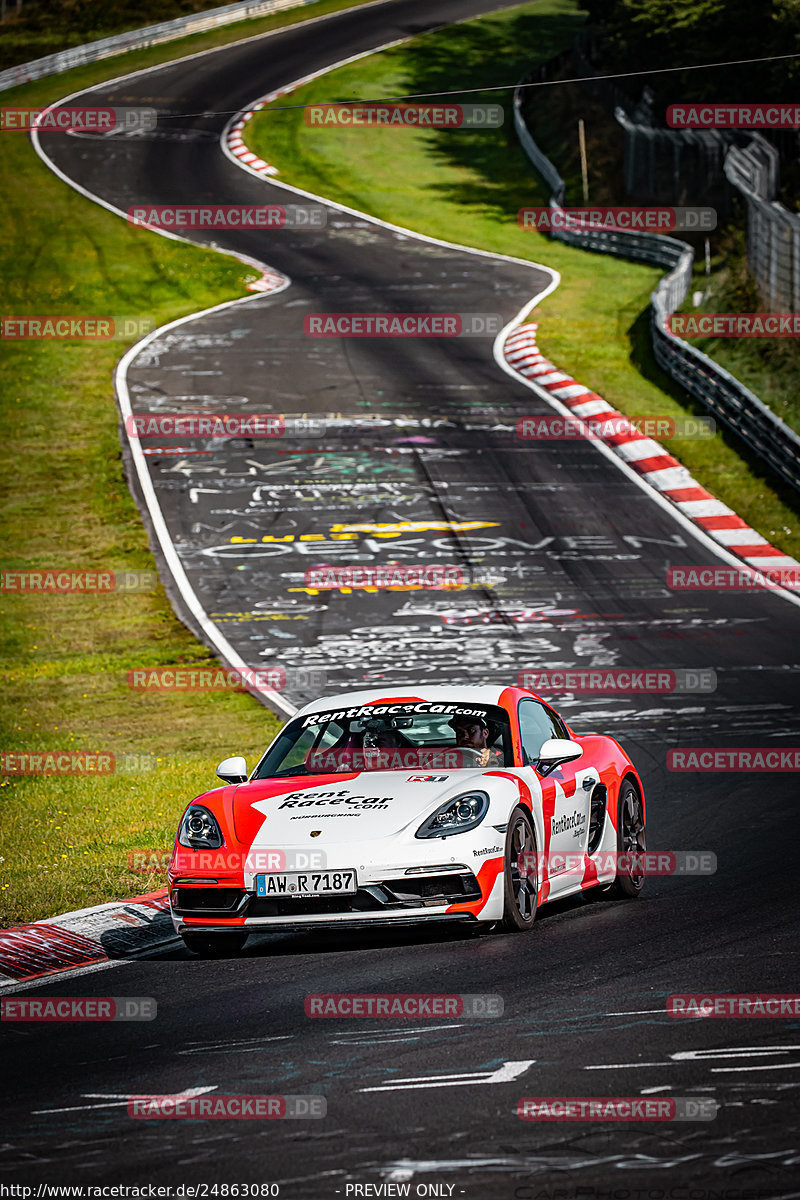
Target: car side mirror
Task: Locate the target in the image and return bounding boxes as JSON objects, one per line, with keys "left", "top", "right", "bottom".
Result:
{"left": 216, "top": 755, "right": 248, "bottom": 784}
{"left": 536, "top": 738, "right": 583, "bottom": 776}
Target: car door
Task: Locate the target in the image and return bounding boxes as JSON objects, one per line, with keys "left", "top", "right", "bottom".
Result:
{"left": 517, "top": 699, "right": 595, "bottom": 894}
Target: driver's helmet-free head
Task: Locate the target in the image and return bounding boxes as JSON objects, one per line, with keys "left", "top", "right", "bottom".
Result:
{"left": 449, "top": 713, "right": 491, "bottom": 744}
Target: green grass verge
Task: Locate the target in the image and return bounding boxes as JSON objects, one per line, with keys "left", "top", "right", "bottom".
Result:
{"left": 0, "top": 0, "right": 383, "bottom": 74}
{"left": 247, "top": 0, "right": 800, "bottom": 557}
{"left": 1, "top": 0, "right": 289, "bottom": 70}
{"left": 681, "top": 226, "right": 800, "bottom": 436}
{"left": 0, "top": 0, "right": 400, "bottom": 926}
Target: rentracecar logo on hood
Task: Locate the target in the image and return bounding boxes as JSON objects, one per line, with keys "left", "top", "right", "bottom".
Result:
{"left": 278, "top": 789, "right": 390, "bottom": 810}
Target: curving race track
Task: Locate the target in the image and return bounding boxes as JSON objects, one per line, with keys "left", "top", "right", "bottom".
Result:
{"left": 3, "top": 0, "right": 800, "bottom": 1195}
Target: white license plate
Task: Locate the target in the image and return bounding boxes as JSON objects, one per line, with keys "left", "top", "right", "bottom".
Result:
{"left": 255, "top": 870, "right": 357, "bottom": 897}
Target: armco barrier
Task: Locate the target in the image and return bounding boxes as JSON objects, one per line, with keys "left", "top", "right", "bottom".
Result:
{"left": 724, "top": 136, "right": 800, "bottom": 314}
{"left": 514, "top": 78, "right": 800, "bottom": 498}
{"left": 0, "top": 0, "right": 319, "bottom": 92}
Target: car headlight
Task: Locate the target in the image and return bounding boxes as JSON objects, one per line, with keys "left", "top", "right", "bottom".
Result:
{"left": 178, "top": 805, "right": 224, "bottom": 849}
{"left": 415, "top": 791, "right": 490, "bottom": 839}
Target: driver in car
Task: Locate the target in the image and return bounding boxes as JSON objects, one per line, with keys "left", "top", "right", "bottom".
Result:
{"left": 449, "top": 714, "right": 503, "bottom": 768}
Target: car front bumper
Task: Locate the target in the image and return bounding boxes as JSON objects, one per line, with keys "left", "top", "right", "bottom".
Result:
{"left": 169, "top": 863, "right": 496, "bottom": 931}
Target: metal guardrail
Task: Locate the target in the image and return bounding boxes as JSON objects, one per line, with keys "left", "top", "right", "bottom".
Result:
{"left": 724, "top": 137, "right": 800, "bottom": 314}
{"left": 0, "top": 0, "right": 316, "bottom": 93}
{"left": 513, "top": 79, "right": 800, "bottom": 498}
{"left": 650, "top": 298, "right": 800, "bottom": 493}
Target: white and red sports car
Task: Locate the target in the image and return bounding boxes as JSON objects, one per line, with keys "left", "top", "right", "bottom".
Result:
{"left": 169, "top": 686, "right": 646, "bottom": 956}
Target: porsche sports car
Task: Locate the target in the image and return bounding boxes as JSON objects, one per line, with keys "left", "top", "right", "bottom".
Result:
{"left": 169, "top": 686, "right": 646, "bottom": 956}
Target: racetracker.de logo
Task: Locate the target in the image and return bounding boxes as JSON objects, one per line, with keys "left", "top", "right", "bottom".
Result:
{"left": 518, "top": 668, "right": 716, "bottom": 694}
{"left": 128, "top": 1094, "right": 326, "bottom": 1119}
{"left": 1, "top": 106, "right": 157, "bottom": 132}
{"left": 519, "top": 851, "right": 716, "bottom": 878}
{"left": 669, "top": 313, "right": 800, "bottom": 337}
{"left": 1, "top": 996, "right": 156, "bottom": 1021}
{"left": 667, "top": 104, "right": 800, "bottom": 129}
{"left": 667, "top": 748, "right": 800, "bottom": 771}
{"left": 1, "top": 317, "right": 154, "bottom": 340}
{"left": 127, "top": 666, "right": 290, "bottom": 691}
{"left": 1, "top": 569, "right": 157, "bottom": 593}
{"left": 667, "top": 566, "right": 800, "bottom": 591}
{"left": 303, "top": 313, "right": 502, "bottom": 337}
{"left": 304, "top": 103, "right": 503, "bottom": 128}
{"left": 302, "top": 748, "right": 464, "bottom": 771}
{"left": 517, "top": 415, "right": 714, "bottom": 440}
{"left": 518, "top": 206, "right": 716, "bottom": 232}
{"left": 517, "top": 1097, "right": 717, "bottom": 1121}
{"left": 126, "top": 414, "right": 285, "bottom": 439}
{"left": 140, "top": 848, "right": 329, "bottom": 871}
{"left": 305, "top": 564, "right": 464, "bottom": 590}
{"left": 305, "top": 993, "right": 503, "bottom": 1017}
{"left": 1, "top": 751, "right": 115, "bottom": 775}
{"left": 127, "top": 204, "right": 325, "bottom": 229}
{"left": 668, "top": 994, "right": 800, "bottom": 1017}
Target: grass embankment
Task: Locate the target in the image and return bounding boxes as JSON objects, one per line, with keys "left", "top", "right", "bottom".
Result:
{"left": 0, "top": 0, "right": 399, "bottom": 924}
{"left": 684, "top": 229, "right": 800, "bottom": 436}
{"left": 0, "top": 0, "right": 383, "bottom": 71}
{"left": 247, "top": 0, "right": 800, "bottom": 554}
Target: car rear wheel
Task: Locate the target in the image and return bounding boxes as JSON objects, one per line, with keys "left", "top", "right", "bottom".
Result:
{"left": 181, "top": 932, "right": 249, "bottom": 957}
{"left": 610, "top": 780, "right": 646, "bottom": 898}
{"left": 499, "top": 807, "right": 538, "bottom": 932}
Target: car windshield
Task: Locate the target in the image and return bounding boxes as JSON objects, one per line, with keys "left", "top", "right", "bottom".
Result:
{"left": 253, "top": 701, "right": 513, "bottom": 777}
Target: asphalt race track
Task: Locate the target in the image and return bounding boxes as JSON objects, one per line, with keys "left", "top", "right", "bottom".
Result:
{"left": 4, "top": 0, "right": 800, "bottom": 1195}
